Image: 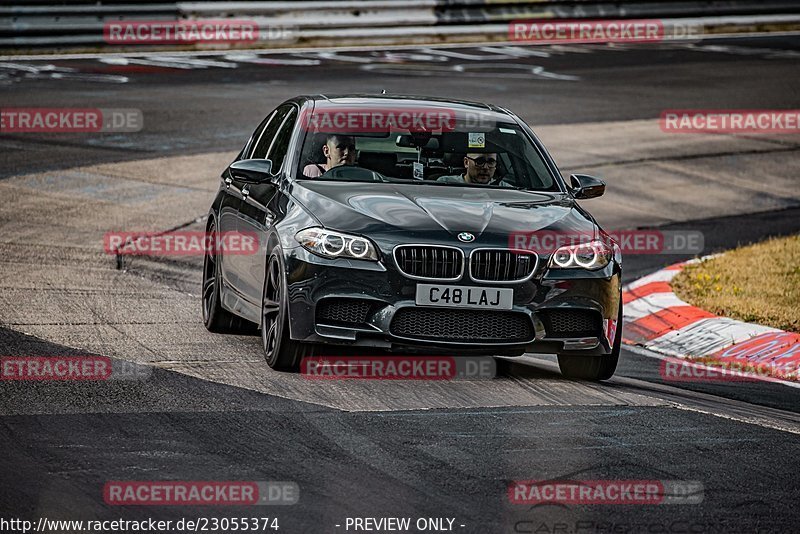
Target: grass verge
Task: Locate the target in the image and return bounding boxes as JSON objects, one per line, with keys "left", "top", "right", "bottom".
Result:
{"left": 671, "top": 234, "right": 800, "bottom": 334}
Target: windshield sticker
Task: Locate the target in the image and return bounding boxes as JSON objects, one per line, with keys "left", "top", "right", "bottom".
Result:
{"left": 412, "top": 161, "right": 424, "bottom": 180}
{"left": 468, "top": 132, "right": 486, "bottom": 148}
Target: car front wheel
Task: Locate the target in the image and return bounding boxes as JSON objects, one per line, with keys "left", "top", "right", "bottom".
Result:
{"left": 261, "top": 251, "right": 315, "bottom": 371}
{"left": 557, "top": 303, "right": 622, "bottom": 381}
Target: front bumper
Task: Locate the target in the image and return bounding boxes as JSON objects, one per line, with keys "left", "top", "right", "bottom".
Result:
{"left": 284, "top": 246, "right": 621, "bottom": 356}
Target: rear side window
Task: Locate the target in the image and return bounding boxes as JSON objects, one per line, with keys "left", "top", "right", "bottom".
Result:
{"left": 266, "top": 108, "right": 298, "bottom": 173}
{"left": 244, "top": 110, "right": 275, "bottom": 157}
{"left": 250, "top": 105, "right": 293, "bottom": 159}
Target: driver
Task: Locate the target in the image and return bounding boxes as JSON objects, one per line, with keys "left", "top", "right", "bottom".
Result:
{"left": 436, "top": 152, "right": 512, "bottom": 187}
{"left": 302, "top": 134, "right": 357, "bottom": 178}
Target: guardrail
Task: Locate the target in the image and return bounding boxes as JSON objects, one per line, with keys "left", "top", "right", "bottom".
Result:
{"left": 2, "top": 1, "right": 800, "bottom": 50}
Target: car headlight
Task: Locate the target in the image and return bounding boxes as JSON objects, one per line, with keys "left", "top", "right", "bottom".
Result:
{"left": 548, "top": 240, "right": 612, "bottom": 270}
{"left": 295, "top": 228, "right": 379, "bottom": 261}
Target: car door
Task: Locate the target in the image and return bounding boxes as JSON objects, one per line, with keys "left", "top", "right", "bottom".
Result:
{"left": 218, "top": 109, "right": 277, "bottom": 302}
{"left": 235, "top": 103, "right": 298, "bottom": 313}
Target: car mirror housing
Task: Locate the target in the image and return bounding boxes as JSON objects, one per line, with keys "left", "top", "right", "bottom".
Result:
{"left": 228, "top": 159, "right": 275, "bottom": 184}
{"left": 569, "top": 174, "right": 606, "bottom": 199}
{"left": 396, "top": 134, "right": 439, "bottom": 150}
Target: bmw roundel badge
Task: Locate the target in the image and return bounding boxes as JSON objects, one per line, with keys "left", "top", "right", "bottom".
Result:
{"left": 457, "top": 232, "right": 475, "bottom": 243}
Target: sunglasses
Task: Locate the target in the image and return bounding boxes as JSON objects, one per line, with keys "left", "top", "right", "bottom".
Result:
{"left": 465, "top": 156, "right": 497, "bottom": 168}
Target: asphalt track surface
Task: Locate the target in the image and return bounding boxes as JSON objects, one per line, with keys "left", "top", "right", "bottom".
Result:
{"left": 2, "top": 35, "right": 800, "bottom": 533}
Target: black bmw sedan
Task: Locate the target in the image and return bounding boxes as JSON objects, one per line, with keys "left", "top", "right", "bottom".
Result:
{"left": 202, "top": 95, "right": 622, "bottom": 380}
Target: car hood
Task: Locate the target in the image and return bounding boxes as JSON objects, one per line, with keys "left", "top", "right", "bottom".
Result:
{"left": 290, "top": 181, "right": 598, "bottom": 246}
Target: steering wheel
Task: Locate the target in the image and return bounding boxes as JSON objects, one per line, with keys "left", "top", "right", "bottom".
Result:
{"left": 319, "top": 165, "right": 385, "bottom": 182}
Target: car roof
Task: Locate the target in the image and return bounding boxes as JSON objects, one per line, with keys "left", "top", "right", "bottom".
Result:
{"left": 296, "top": 94, "right": 516, "bottom": 122}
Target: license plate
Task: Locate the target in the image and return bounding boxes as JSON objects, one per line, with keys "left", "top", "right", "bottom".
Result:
{"left": 415, "top": 284, "right": 513, "bottom": 310}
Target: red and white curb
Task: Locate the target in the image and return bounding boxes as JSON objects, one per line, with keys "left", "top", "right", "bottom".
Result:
{"left": 621, "top": 258, "right": 800, "bottom": 383}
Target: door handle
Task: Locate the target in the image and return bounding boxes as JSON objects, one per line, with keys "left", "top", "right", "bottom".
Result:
{"left": 242, "top": 185, "right": 250, "bottom": 198}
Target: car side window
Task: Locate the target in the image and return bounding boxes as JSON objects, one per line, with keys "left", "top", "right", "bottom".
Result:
{"left": 266, "top": 107, "right": 298, "bottom": 173}
{"left": 498, "top": 153, "right": 516, "bottom": 184}
{"left": 244, "top": 110, "right": 275, "bottom": 158}
{"left": 250, "top": 105, "right": 293, "bottom": 160}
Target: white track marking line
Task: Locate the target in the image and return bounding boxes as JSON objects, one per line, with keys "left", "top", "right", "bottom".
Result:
{"left": 624, "top": 293, "right": 689, "bottom": 321}
{"left": 624, "top": 344, "right": 800, "bottom": 389}
{"left": 645, "top": 318, "right": 782, "bottom": 357}
{"left": 625, "top": 268, "right": 682, "bottom": 290}
{"left": 516, "top": 354, "right": 800, "bottom": 434}
{"left": 2, "top": 30, "right": 800, "bottom": 61}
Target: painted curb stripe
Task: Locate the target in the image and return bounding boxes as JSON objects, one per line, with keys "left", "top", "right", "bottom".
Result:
{"left": 622, "top": 259, "right": 799, "bottom": 383}
{"left": 711, "top": 332, "right": 800, "bottom": 377}
{"left": 625, "top": 268, "right": 682, "bottom": 291}
{"left": 621, "top": 281, "right": 673, "bottom": 304}
{"left": 623, "top": 292, "right": 689, "bottom": 322}
{"left": 626, "top": 306, "right": 716, "bottom": 343}
{"left": 645, "top": 318, "right": 779, "bottom": 359}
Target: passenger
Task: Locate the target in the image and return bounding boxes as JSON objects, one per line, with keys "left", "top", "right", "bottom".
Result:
{"left": 436, "top": 152, "right": 512, "bottom": 187}
{"left": 302, "top": 134, "right": 357, "bottom": 178}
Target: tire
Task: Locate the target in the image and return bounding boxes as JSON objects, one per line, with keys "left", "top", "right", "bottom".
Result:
{"left": 202, "top": 217, "right": 257, "bottom": 335}
{"left": 557, "top": 303, "right": 622, "bottom": 381}
{"left": 261, "top": 250, "right": 315, "bottom": 371}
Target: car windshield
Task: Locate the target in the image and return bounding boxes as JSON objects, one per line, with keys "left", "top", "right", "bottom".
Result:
{"left": 296, "top": 105, "right": 559, "bottom": 191}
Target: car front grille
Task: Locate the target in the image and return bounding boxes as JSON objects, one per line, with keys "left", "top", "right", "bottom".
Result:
{"left": 390, "top": 308, "right": 534, "bottom": 343}
{"left": 394, "top": 245, "right": 463, "bottom": 280}
{"left": 540, "top": 309, "right": 601, "bottom": 338}
{"left": 316, "top": 298, "right": 372, "bottom": 326}
{"left": 470, "top": 249, "right": 538, "bottom": 282}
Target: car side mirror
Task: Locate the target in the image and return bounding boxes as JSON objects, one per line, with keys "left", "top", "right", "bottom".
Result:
{"left": 228, "top": 159, "right": 275, "bottom": 184}
{"left": 569, "top": 174, "right": 605, "bottom": 199}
